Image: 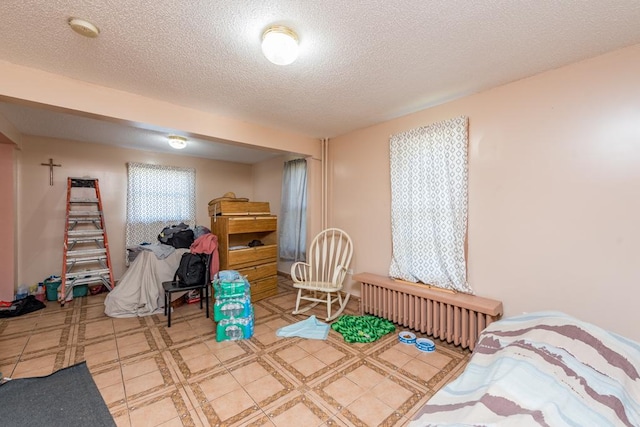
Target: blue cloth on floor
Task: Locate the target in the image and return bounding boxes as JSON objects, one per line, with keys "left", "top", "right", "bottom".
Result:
{"left": 276, "top": 315, "right": 330, "bottom": 340}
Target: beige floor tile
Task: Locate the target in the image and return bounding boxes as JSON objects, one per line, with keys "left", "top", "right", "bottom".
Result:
{"left": 319, "top": 376, "right": 365, "bottom": 409}
{"left": 243, "top": 374, "right": 287, "bottom": 404}
{"left": 83, "top": 305, "right": 109, "bottom": 321}
{"left": 230, "top": 361, "right": 271, "bottom": 386}
{"left": 113, "top": 317, "right": 147, "bottom": 335}
{"left": 209, "top": 387, "right": 257, "bottom": 422}
{"left": 253, "top": 323, "right": 273, "bottom": 335}
{"left": 12, "top": 352, "right": 58, "bottom": 378}
{"left": 82, "top": 318, "right": 116, "bottom": 340}
{"left": 415, "top": 349, "right": 456, "bottom": 369}
{"left": 82, "top": 347, "right": 119, "bottom": 368}
{"left": 0, "top": 359, "right": 18, "bottom": 378}
{"left": 112, "top": 410, "right": 131, "bottom": 427}
{"left": 91, "top": 365, "right": 123, "bottom": 389}
{"left": 182, "top": 352, "right": 220, "bottom": 376}
{"left": 377, "top": 346, "right": 414, "bottom": 369}
{"left": 0, "top": 317, "right": 38, "bottom": 335}
{"left": 23, "top": 330, "right": 65, "bottom": 354}
{"left": 118, "top": 340, "right": 154, "bottom": 359}
{"left": 83, "top": 338, "right": 118, "bottom": 356}
{"left": 175, "top": 342, "right": 211, "bottom": 362}
{"left": 35, "top": 312, "right": 71, "bottom": 329}
{"left": 193, "top": 371, "right": 243, "bottom": 402}
{"left": 296, "top": 339, "right": 328, "bottom": 354}
{"left": 252, "top": 331, "right": 282, "bottom": 346}
{"left": 0, "top": 335, "right": 29, "bottom": 359}
{"left": 401, "top": 358, "right": 440, "bottom": 383}
{"left": 124, "top": 370, "right": 166, "bottom": 398}
{"left": 344, "top": 364, "right": 387, "bottom": 390}
{"left": 100, "top": 382, "right": 127, "bottom": 407}
{"left": 262, "top": 318, "right": 291, "bottom": 331}
{"left": 290, "top": 354, "right": 328, "bottom": 377}
{"left": 312, "top": 345, "right": 347, "bottom": 365}
{"left": 129, "top": 395, "right": 182, "bottom": 427}
{"left": 186, "top": 316, "right": 215, "bottom": 332}
{"left": 371, "top": 378, "right": 415, "bottom": 409}
{"left": 275, "top": 345, "right": 308, "bottom": 364}
{"left": 346, "top": 392, "right": 395, "bottom": 426}
{"left": 116, "top": 331, "right": 149, "bottom": 349}
{"left": 210, "top": 343, "right": 247, "bottom": 363}
{"left": 268, "top": 396, "right": 330, "bottom": 427}
{"left": 122, "top": 356, "right": 162, "bottom": 381}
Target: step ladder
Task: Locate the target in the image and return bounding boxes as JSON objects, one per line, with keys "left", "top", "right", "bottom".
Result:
{"left": 60, "top": 177, "right": 114, "bottom": 305}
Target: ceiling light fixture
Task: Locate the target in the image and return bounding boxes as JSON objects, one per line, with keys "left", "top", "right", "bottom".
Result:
{"left": 67, "top": 17, "right": 100, "bottom": 38}
{"left": 167, "top": 135, "right": 187, "bottom": 150}
{"left": 261, "top": 25, "right": 299, "bottom": 65}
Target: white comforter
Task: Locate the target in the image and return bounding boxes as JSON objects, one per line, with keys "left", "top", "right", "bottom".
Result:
{"left": 104, "top": 248, "right": 188, "bottom": 318}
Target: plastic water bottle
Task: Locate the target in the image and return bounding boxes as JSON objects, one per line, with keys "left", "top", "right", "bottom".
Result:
{"left": 16, "top": 285, "right": 28, "bottom": 300}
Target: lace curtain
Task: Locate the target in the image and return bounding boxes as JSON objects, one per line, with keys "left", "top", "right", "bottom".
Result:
{"left": 125, "top": 162, "right": 196, "bottom": 250}
{"left": 279, "top": 158, "right": 308, "bottom": 261}
{"left": 388, "top": 116, "right": 472, "bottom": 293}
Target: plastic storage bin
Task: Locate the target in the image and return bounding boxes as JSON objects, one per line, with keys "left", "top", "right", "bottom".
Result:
{"left": 72, "top": 284, "right": 88, "bottom": 298}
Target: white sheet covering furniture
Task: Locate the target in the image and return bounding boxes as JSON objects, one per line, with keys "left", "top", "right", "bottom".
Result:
{"left": 104, "top": 248, "right": 188, "bottom": 318}
{"left": 409, "top": 311, "right": 640, "bottom": 427}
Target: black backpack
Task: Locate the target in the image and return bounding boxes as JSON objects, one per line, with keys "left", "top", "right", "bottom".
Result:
{"left": 175, "top": 253, "right": 207, "bottom": 287}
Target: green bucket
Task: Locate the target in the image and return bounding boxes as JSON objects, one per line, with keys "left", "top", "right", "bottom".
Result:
{"left": 44, "top": 278, "right": 61, "bottom": 301}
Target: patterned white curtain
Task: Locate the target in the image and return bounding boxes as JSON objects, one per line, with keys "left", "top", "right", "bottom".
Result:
{"left": 125, "top": 162, "right": 196, "bottom": 248}
{"left": 388, "top": 116, "right": 472, "bottom": 293}
{"left": 279, "top": 158, "right": 307, "bottom": 261}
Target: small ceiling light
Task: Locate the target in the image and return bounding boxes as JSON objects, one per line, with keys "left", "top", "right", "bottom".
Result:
{"left": 68, "top": 17, "right": 100, "bottom": 38}
{"left": 167, "top": 135, "right": 187, "bottom": 150}
{"left": 261, "top": 25, "right": 299, "bottom": 65}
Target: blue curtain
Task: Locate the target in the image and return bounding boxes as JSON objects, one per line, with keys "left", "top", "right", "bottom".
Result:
{"left": 279, "top": 159, "right": 308, "bottom": 261}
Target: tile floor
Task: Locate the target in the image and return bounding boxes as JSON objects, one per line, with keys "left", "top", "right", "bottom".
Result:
{"left": 0, "top": 276, "right": 470, "bottom": 426}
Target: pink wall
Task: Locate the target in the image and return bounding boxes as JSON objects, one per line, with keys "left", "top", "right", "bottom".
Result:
{"left": 330, "top": 44, "right": 640, "bottom": 341}
{"left": 0, "top": 143, "right": 15, "bottom": 301}
{"left": 17, "top": 136, "right": 255, "bottom": 289}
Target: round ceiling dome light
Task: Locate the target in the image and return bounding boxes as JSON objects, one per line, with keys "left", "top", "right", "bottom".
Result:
{"left": 167, "top": 135, "right": 187, "bottom": 150}
{"left": 261, "top": 25, "right": 299, "bottom": 65}
{"left": 68, "top": 18, "right": 100, "bottom": 38}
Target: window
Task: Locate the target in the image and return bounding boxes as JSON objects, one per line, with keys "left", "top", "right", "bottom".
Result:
{"left": 279, "top": 158, "right": 307, "bottom": 261}
{"left": 125, "top": 162, "right": 196, "bottom": 249}
{"left": 388, "top": 116, "right": 472, "bottom": 293}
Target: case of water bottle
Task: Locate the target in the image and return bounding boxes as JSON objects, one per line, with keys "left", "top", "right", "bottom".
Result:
{"left": 213, "top": 270, "right": 255, "bottom": 342}
{"left": 214, "top": 296, "right": 252, "bottom": 321}
{"left": 216, "top": 307, "right": 254, "bottom": 341}
{"left": 213, "top": 270, "right": 250, "bottom": 299}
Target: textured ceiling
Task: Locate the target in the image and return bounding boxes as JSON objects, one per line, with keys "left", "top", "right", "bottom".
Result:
{"left": 1, "top": 1, "right": 640, "bottom": 162}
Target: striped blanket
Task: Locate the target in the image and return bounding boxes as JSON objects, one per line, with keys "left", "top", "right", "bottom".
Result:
{"left": 409, "top": 311, "right": 640, "bottom": 426}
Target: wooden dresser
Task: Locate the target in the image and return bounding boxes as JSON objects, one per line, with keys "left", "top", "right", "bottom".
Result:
{"left": 211, "top": 215, "right": 278, "bottom": 301}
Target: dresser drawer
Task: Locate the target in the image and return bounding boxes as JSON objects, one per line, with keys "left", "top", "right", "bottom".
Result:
{"left": 250, "top": 275, "right": 278, "bottom": 302}
{"left": 228, "top": 245, "right": 277, "bottom": 269}
{"left": 237, "top": 262, "right": 277, "bottom": 283}
{"left": 228, "top": 216, "right": 277, "bottom": 234}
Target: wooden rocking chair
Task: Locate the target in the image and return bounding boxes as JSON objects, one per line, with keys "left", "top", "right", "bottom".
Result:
{"left": 291, "top": 228, "right": 353, "bottom": 321}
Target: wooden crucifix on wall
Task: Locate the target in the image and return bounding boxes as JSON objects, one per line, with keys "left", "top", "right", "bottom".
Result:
{"left": 40, "top": 158, "right": 61, "bottom": 186}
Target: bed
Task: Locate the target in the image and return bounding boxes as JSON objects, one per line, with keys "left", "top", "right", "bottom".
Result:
{"left": 409, "top": 311, "right": 640, "bottom": 426}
